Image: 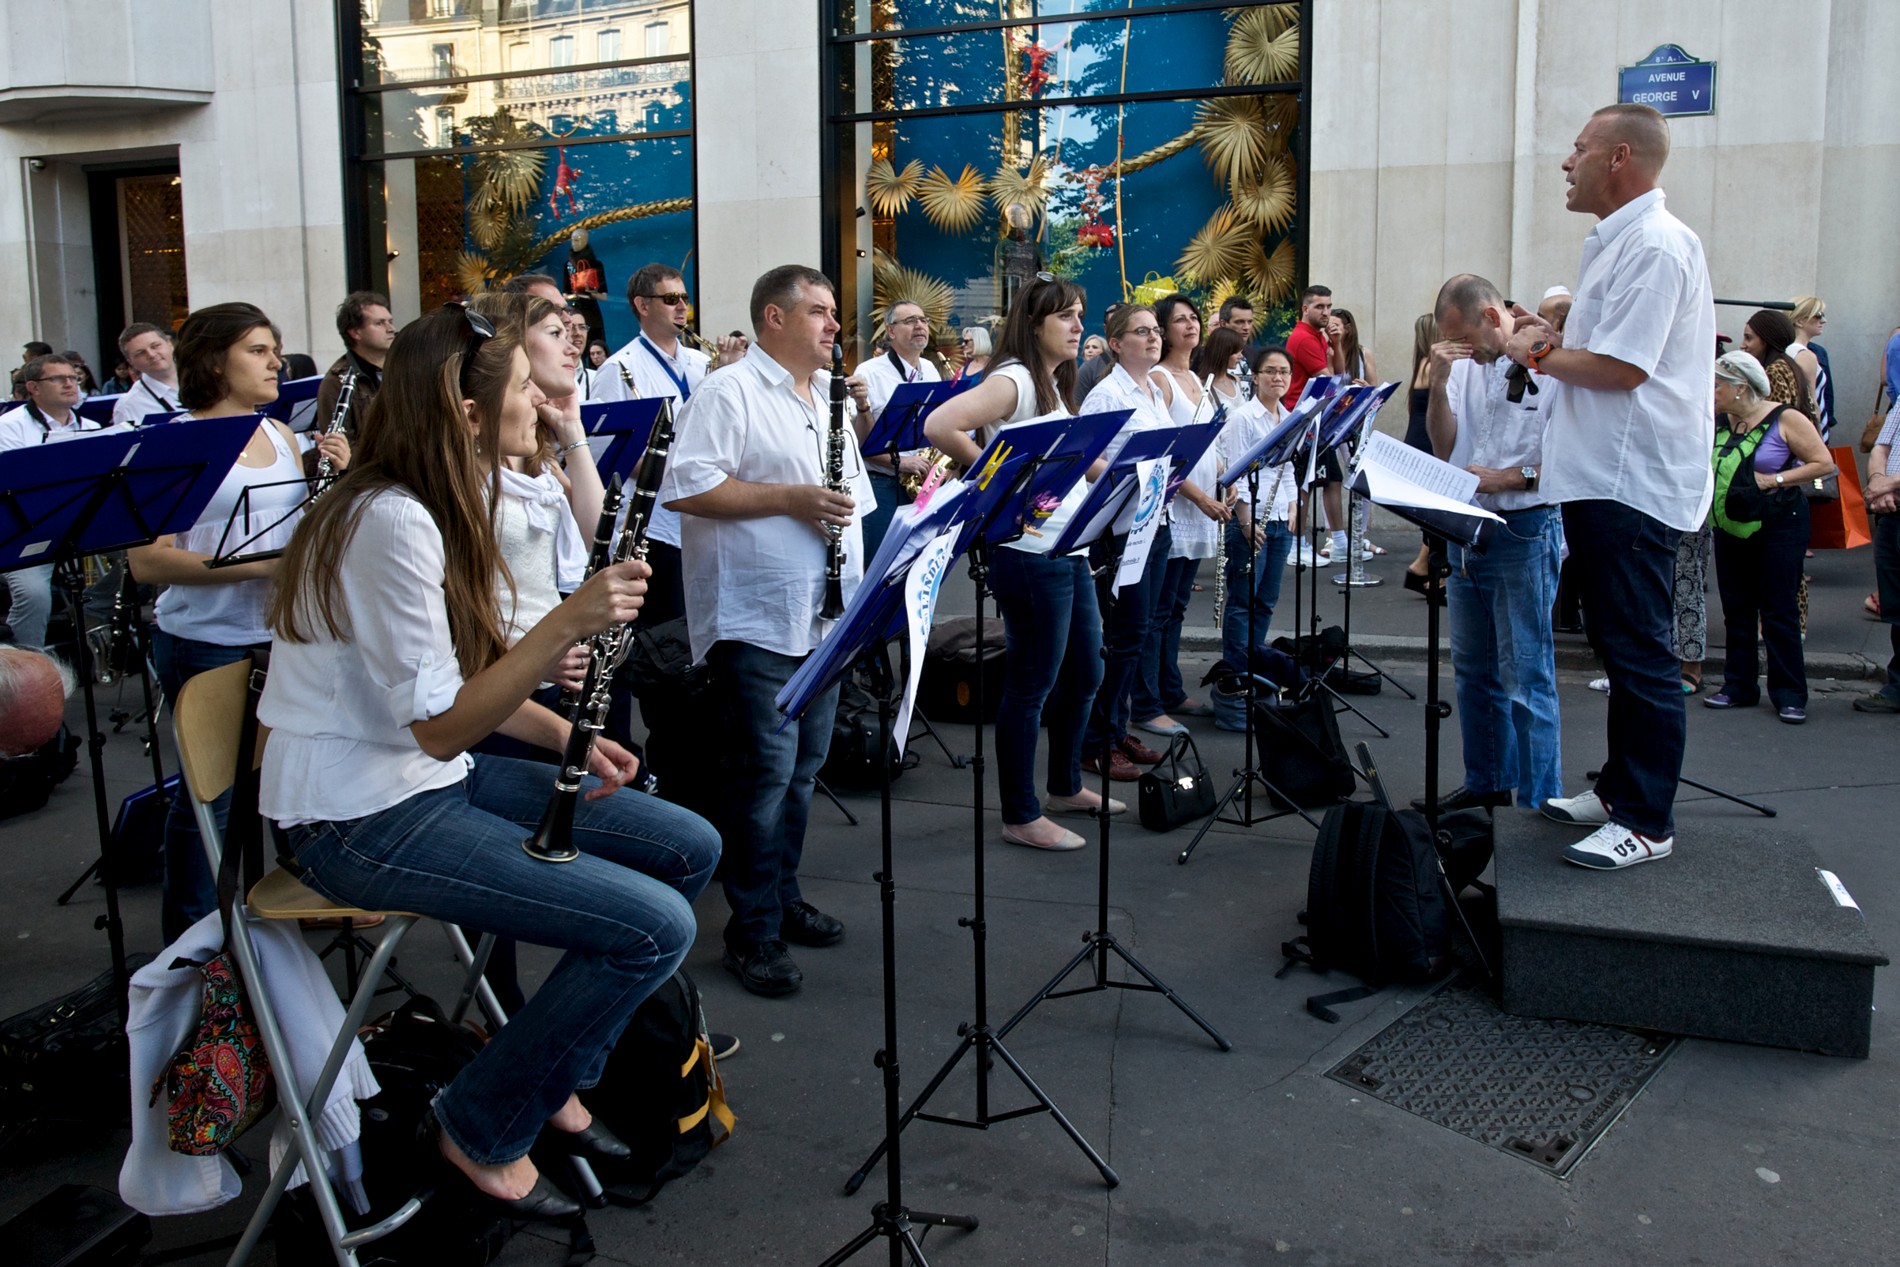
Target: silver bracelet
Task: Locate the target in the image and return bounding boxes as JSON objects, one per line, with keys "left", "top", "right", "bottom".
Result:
{"left": 557, "top": 439, "right": 589, "bottom": 458}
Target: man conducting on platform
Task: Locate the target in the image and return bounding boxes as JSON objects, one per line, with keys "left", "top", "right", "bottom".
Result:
{"left": 664, "top": 264, "right": 872, "bottom": 998}
{"left": 1421, "top": 273, "right": 1562, "bottom": 817}
{"left": 1506, "top": 103, "right": 1715, "bottom": 871}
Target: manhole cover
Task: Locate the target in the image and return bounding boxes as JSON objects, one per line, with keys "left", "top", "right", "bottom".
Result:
{"left": 1325, "top": 976, "right": 1678, "bottom": 1176}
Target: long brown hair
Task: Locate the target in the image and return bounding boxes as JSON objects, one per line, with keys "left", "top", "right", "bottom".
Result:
{"left": 269, "top": 307, "right": 521, "bottom": 677}
{"left": 1745, "top": 308, "right": 1813, "bottom": 417}
{"left": 1410, "top": 313, "right": 1438, "bottom": 388}
{"left": 1335, "top": 308, "right": 1364, "bottom": 378}
{"left": 989, "top": 273, "right": 1085, "bottom": 414}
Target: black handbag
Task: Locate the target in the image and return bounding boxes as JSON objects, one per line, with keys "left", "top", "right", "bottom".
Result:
{"left": 1137, "top": 732, "right": 1218, "bottom": 831}
{"left": 0, "top": 954, "right": 153, "bottom": 1132}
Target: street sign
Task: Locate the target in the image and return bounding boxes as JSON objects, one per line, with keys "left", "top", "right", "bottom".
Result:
{"left": 1618, "top": 45, "right": 1716, "bottom": 117}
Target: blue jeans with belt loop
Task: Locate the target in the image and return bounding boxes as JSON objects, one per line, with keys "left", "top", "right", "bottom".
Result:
{"left": 1085, "top": 522, "right": 1171, "bottom": 754}
{"left": 283, "top": 754, "right": 720, "bottom": 1165}
{"left": 989, "top": 548, "right": 1103, "bottom": 825}
{"left": 1446, "top": 506, "right": 1564, "bottom": 807}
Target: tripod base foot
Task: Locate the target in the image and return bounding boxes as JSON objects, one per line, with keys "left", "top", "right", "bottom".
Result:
{"left": 817, "top": 1203, "right": 979, "bottom": 1267}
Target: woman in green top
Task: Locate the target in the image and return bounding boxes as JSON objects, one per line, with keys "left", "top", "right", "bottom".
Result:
{"left": 1706, "top": 351, "right": 1836, "bottom": 723}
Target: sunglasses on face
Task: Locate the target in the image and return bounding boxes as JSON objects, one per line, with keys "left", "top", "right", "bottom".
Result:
{"left": 644, "top": 292, "right": 691, "bottom": 306}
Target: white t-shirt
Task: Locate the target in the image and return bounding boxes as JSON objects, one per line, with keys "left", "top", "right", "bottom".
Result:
{"left": 662, "top": 347, "right": 875, "bottom": 664}
{"left": 111, "top": 377, "right": 181, "bottom": 428}
{"left": 590, "top": 332, "right": 712, "bottom": 549}
{"left": 153, "top": 420, "right": 306, "bottom": 646}
{"left": 1540, "top": 189, "right": 1717, "bottom": 532}
{"left": 1443, "top": 356, "right": 1553, "bottom": 513}
{"left": 259, "top": 487, "right": 474, "bottom": 826}
{"left": 0, "top": 404, "right": 121, "bottom": 452}
{"left": 1215, "top": 392, "right": 1297, "bottom": 522}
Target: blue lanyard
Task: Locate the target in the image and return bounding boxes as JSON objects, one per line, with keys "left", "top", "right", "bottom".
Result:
{"left": 637, "top": 336, "right": 692, "bottom": 401}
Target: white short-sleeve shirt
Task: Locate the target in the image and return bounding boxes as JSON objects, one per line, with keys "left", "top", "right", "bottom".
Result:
{"left": 590, "top": 333, "right": 712, "bottom": 549}
{"left": 859, "top": 350, "right": 942, "bottom": 459}
{"left": 1215, "top": 394, "right": 1297, "bottom": 522}
{"left": 1444, "top": 356, "right": 1553, "bottom": 513}
{"left": 259, "top": 488, "right": 473, "bottom": 825}
{"left": 111, "top": 377, "right": 181, "bottom": 428}
{"left": 1539, "top": 189, "right": 1717, "bottom": 532}
{"left": 0, "top": 405, "right": 122, "bottom": 452}
{"left": 662, "top": 347, "right": 875, "bottom": 664}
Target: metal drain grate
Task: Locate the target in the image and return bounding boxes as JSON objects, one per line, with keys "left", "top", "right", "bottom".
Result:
{"left": 1326, "top": 977, "right": 1679, "bottom": 1176}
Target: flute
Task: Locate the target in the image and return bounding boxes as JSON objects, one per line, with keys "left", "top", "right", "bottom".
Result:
{"left": 522, "top": 402, "right": 675, "bottom": 863}
{"left": 820, "top": 343, "right": 847, "bottom": 619}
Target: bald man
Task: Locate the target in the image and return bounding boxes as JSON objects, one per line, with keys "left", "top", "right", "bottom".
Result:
{"left": 0, "top": 647, "right": 70, "bottom": 757}
{"left": 1503, "top": 102, "right": 1714, "bottom": 872}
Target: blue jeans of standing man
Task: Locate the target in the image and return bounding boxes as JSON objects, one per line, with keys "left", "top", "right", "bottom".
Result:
{"left": 990, "top": 549, "right": 1103, "bottom": 825}
{"left": 1563, "top": 499, "right": 1685, "bottom": 839}
{"left": 153, "top": 629, "right": 264, "bottom": 943}
{"left": 1085, "top": 523, "right": 1170, "bottom": 754}
{"left": 1447, "top": 506, "right": 1564, "bottom": 807}
{"left": 1132, "top": 554, "right": 1202, "bottom": 722}
{"left": 1216, "top": 519, "right": 1294, "bottom": 730}
{"left": 707, "top": 640, "right": 839, "bottom": 952}
{"left": 283, "top": 754, "right": 719, "bottom": 1164}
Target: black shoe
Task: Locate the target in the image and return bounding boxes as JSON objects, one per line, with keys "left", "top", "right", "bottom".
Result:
{"left": 552, "top": 1119, "right": 631, "bottom": 1162}
{"left": 709, "top": 1031, "right": 741, "bottom": 1061}
{"left": 1408, "top": 785, "right": 1512, "bottom": 814}
{"left": 781, "top": 899, "right": 845, "bottom": 947}
{"left": 724, "top": 939, "right": 803, "bottom": 996}
{"left": 423, "top": 1109, "right": 583, "bottom": 1223}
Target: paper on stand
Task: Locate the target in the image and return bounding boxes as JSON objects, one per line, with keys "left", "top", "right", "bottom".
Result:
{"left": 897, "top": 532, "right": 959, "bottom": 757}
{"left": 1116, "top": 459, "right": 1168, "bottom": 593}
{"left": 1359, "top": 431, "right": 1483, "bottom": 505}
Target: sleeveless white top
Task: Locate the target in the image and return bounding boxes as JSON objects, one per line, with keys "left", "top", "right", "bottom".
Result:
{"left": 154, "top": 420, "right": 305, "bottom": 646}
{"left": 1161, "top": 367, "right": 1222, "bottom": 561}
{"left": 986, "top": 361, "right": 1088, "bottom": 555}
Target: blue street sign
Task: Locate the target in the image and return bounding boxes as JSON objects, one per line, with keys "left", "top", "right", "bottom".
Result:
{"left": 1619, "top": 45, "right": 1716, "bottom": 117}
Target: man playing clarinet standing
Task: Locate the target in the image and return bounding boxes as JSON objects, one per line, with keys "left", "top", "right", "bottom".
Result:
{"left": 664, "top": 265, "right": 873, "bottom": 997}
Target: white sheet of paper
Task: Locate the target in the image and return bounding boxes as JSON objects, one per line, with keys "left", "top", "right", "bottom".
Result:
{"left": 896, "top": 531, "right": 959, "bottom": 757}
{"left": 1116, "top": 458, "right": 1168, "bottom": 593}
{"left": 1359, "top": 430, "right": 1481, "bottom": 505}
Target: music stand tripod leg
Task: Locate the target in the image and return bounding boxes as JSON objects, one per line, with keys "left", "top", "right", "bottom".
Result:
{"left": 820, "top": 652, "right": 978, "bottom": 1266}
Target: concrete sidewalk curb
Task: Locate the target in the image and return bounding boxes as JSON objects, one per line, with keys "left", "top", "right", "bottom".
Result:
{"left": 1176, "top": 630, "right": 1884, "bottom": 682}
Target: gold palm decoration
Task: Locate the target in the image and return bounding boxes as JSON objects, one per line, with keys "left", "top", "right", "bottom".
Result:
{"left": 1176, "top": 205, "right": 1253, "bottom": 285}
{"left": 455, "top": 250, "right": 496, "bottom": 297}
{"left": 1225, "top": 4, "right": 1301, "bottom": 85}
{"left": 988, "top": 154, "right": 1052, "bottom": 222}
{"left": 1230, "top": 153, "right": 1296, "bottom": 232}
{"left": 1248, "top": 238, "right": 1298, "bottom": 303}
{"left": 917, "top": 164, "right": 988, "bottom": 233}
{"left": 870, "top": 255, "right": 957, "bottom": 345}
{"left": 464, "top": 111, "right": 548, "bottom": 214}
{"left": 1193, "top": 96, "right": 1272, "bottom": 185}
{"left": 866, "top": 157, "right": 923, "bottom": 217}
{"left": 467, "top": 198, "right": 512, "bottom": 253}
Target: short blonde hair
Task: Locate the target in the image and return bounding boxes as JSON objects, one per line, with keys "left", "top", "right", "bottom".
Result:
{"left": 1790, "top": 295, "right": 1826, "bottom": 326}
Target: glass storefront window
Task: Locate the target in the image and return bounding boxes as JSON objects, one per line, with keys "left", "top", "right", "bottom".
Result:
{"left": 826, "top": 1, "right": 1305, "bottom": 361}
{"left": 347, "top": 0, "right": 698, "bottom": 348}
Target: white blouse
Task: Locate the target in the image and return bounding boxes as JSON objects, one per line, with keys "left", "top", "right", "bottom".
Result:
{"left": 259, "top": 488, "right": 472, "bottom": 826}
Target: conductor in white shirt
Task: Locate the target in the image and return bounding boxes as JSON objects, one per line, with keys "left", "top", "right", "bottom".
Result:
{"left": 1504, "top": 103, "right": 1716, "bottom": 871}
{"left": 856, "top": 298, "right": 942, "bottom": 555}
{"left": 664, "top": 264, "right": 873, "bottom": 997}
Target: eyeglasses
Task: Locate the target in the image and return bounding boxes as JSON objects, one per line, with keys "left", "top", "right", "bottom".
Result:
{"left": 445, "top": 302, "right": 495, "bottom": 397}
{"left": 891, "top": 315, "right": 930, "bottom": 327}
{"left": 959, "top": 338, "right": 975, "bottom": 346}
{"left": 1123, "top": 325, "right": 1161, "bottom": 338}
{"left": 644, "top": 292, "right": 691, "bottom": 306}
{"left": 29, "top": 374, "right": 79, "bottom": 386}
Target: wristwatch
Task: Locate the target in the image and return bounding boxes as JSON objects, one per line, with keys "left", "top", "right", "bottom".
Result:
{"left": 1525, "top": 339, "right": 1553, "bottom": 371}
{"left": 1774, "top": 473, "right": 1785, "bottom": 486}
{"left": 1520, "top": 466, "right": 1539, "bottom": 490}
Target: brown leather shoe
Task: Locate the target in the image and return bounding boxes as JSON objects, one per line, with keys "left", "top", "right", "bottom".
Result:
{"left": 1117, "top": 735, "right": 1164, "bottom": 765}
{"left": 1081, "top": 749, "right": 1143, "bottom": 782}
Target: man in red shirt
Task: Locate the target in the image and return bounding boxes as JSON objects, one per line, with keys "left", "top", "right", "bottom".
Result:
{"left": 1282, "top": 284, "right": 1333, "bottom": 408}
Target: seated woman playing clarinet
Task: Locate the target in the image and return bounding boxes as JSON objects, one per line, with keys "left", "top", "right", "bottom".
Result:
{"left": 258, "top": 305, "right": 720, "bottom": 1220}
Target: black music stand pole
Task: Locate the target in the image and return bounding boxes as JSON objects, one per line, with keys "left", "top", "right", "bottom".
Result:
{"left": 819, "top": 649, "right": 977, "bottom": 1267}
{"left": 1179, "top": 464, "right": 1321, "bottom": 864}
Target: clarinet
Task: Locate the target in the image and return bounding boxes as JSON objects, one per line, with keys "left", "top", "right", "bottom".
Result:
{"left": 523, "top": 402, "right": 675, "bottom": 863}
{"left": 310, "top": 366, "right": 356, "bottom": 501}
{"left": 820, "top": 343, "right": 848, "bottom": 619}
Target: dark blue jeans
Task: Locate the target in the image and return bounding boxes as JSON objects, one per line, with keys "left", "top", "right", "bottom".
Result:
{"left": 1133, "top": 554, "right": 1202, "bottom": 721}
{"left": 153, "top": 629, "right": 263, "bottom": 944}
{"left": 1086, "top": 523, "right": 1171, "bottom": 752}
{"left": 284, "top": 754, "right": 719, "bottom": 1165}
{"left": 1564, "top": 499, "right": 1684, "bottom": 838}
{"left": 1713, "top": 498, "right": 1810, "bottom": 708}
{"left": 862, "top": 468, "right": 901, "bottom": 563}
{"left": 706, "top": 640, "right": 838, "bottom": 951}
{"left": 1215, "top": 519, "right": 1294, "bottom": 730}
{"left": 990, "top": 549, "right": 1103, "bottom": 825}
{"left": 1875, "top": 512, "right": 1900, "bottom": 702}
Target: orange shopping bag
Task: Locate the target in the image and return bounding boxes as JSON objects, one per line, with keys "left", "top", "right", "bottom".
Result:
{"left": 1810, "top": 447, "right": 1871, "bottom": 549}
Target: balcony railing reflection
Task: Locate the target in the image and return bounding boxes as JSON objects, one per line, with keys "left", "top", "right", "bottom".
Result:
{"left": 495, "top": 62, "right": 685, "bottom": 100}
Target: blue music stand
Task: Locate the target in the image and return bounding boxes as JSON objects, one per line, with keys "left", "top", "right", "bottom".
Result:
{"left": 580, "top": 397, "right": 668, "bottom": 484}
{"left": 77, "top": 395, "right": 121, "bottom": 426}
{"left": 265, "top": 374, "right": 324, "bottom": 427}
{"left": 860, "top": 379, "right": 973, "bottom": 463}
{"left": 0, "top": 417, "right": 258, "bottom": 1017}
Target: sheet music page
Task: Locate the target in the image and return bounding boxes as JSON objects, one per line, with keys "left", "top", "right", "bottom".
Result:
{"left": 1360, "top": 430, "right": 1480, "bottom": 504}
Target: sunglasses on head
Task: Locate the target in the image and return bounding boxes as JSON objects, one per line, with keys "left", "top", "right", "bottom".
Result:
{"left": 444, "top": 302, "right": 496, "bottom": 397}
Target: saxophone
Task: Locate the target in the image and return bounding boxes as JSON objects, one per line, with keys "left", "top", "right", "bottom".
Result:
{"left": 523, "top": 401, "right": 676, "bottom": 863}
{"left": 820, "top": 343, "right": 847, "bottom": 619}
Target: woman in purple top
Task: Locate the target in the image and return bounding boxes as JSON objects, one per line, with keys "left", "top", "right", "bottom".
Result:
{"left": 1705, "top": 351, "right": 1835, "bottom": 723}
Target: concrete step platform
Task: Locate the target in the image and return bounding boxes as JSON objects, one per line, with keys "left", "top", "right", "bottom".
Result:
{"left": 1494, "top": 814, "right": 1888, "bottom": 1058}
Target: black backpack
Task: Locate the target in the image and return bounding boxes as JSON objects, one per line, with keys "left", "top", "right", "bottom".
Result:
{"left": 579, "top": 969, "right": 733, "bottom": 1206}
{"left": 1280, "top": 803, "right": 1494, "bottom": 1022}
{"left": 0, "top": 724, "right": 80, "bottom": 821}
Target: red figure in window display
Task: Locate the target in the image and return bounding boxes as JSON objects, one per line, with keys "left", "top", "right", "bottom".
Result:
{"left": 549, "top": 144, "right": 581, "bottom": 218}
